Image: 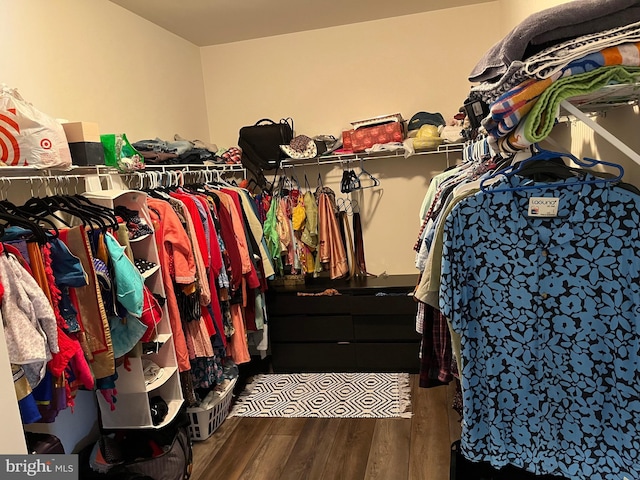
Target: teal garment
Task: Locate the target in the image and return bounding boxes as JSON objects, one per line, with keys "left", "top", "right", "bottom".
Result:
{"left": 109, "top": 315, "right": 147, "bottom": 358}
{"left": 263, "top": 197, "right": 282, "bottom": 272}
{"left": 103, "top": 233, "right": 144, "bottom": 318}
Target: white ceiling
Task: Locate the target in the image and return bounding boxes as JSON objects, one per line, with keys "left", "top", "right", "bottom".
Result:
{"left": 109, "top": 0, "right": 494, "bottom": 46}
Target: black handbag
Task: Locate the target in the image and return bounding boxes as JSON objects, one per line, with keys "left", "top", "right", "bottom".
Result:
{"left": 238, "top": 118, "right": 294, "bottom": 176}
{"left": 24, "top": 432, "right": 65, "bottom": 454}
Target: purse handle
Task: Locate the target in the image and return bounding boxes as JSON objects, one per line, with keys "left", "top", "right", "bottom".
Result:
{"left": 254, "top": 117, "right": 294, "bottom": 133}
{"left": 281, "top": 117, "right": 294, "bottom": 133}
{"left": 255, "top": 118, "right": 277, "bottom": 126}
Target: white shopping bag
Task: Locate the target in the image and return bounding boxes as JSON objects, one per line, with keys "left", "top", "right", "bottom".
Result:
{"left": 0, "top": 85, "right": 71, "bottom": 169}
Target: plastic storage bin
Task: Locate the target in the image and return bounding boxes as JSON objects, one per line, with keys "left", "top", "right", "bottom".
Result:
{"left": 187, "top": 378, "right": 237, "bottom": 441}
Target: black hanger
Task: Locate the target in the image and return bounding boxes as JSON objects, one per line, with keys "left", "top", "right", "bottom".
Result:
{"left": 0, "top": 200, "right": 61, "bottom": 239}
{"left": 304, "top": 174, "right": 312, "bottom": 193}
{"left": 64, "top": 195, "right": 120, "bottom": 230}
{"left": 0, "top": 209, "right": 51, "bottom": 245}
{"left": 22, "top": 195, "right": 103, "bottom": 230}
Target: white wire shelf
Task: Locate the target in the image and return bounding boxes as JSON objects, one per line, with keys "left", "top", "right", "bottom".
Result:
{"left": 279, "top": 143, "right": 464, "bottom": 168}
{"left": 0, "top": 164, "right": 115, "bottom": 178}
{"left": 142, "top": 163, "right": 245, "bottom": 173}
{"left": 560, "top": 82, "right": 640, "bottom": 114}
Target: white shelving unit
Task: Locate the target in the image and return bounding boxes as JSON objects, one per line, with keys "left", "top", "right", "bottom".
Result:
{"left": 84, "top": 189, "right": 184, "bottom": 429}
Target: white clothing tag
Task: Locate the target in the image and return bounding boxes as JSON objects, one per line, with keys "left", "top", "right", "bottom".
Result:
{"left": 528, "top": 197, "right": 559, "bottom": 217}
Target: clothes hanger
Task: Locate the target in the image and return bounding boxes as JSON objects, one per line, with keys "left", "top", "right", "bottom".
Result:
{"left": 336, "top": 198, "right": 358, "bottom": 216}
{"left": 66, "top": 195, "right": 121, "bottom": 230}
{"left": 479, "top": 144, "right": 624, "bottom": 193}
{"left": 21, "top": 196, "right": 84, "bottom": 228}
{"left": 0, "top": 200, "right": 61, "bottom": 238}
{"left": 0, "top": 206, "right": 52, "bottom": 245}
{"left": 301, "top": 173, "right": 310, "bottom": 193}
{"left": 357, "top": 160, "right": 380, "bottom": 189}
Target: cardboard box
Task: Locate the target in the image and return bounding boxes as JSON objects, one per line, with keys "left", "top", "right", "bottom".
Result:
{"left": 62, "top": 122, "right": 101, "bottom": 143}
{"left": 68, "top": 142, "right": 105, "bottom": 166}
{"left": 349, "top": 122, "right": 404, "bottom": 153}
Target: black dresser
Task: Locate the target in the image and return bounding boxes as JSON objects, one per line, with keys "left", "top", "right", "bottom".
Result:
{"left": 266, "top": 275, "right": 420, "bottom": 373}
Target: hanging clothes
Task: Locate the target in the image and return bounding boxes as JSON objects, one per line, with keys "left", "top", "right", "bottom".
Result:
{"left": 0, "top": 249, "right": 58, "bottom": 376}
{"left": 147, "top": 198, "right": 194, "bottom": 373}
{"left": 438, "top": 173, "right": 640, "bottom": 480}
{"left": 59, "top": 227, "right": 115, "bottom": 380}
{"left": 317, "top": 191, "right": 348, "bottom": 279}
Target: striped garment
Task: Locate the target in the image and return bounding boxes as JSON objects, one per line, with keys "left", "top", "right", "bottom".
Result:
{"left": 499, "top": 65, "right": 640, "bottom": 153}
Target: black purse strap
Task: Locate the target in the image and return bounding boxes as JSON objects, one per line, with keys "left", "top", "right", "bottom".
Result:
{"left": 255, "top": 118, "right": 277, "bottom": 126}
{"left": 280, "top": 117, "right": 294, "bottom": 133}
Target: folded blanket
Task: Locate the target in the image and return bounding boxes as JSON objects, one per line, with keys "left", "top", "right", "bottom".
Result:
{"left": 469, "top": 0, "right": 640, "bottom": 83}
{"left": 485, "top": 42, "right": 640, "bottom": 139}
{"left": 525, "top": 19, "right": 640, "bottom": 79}
{"left": 499, "top": 66, "right": 640, "bottom": 153}
{"left": 471, "top": 20, "right": 640, "bottom": 104}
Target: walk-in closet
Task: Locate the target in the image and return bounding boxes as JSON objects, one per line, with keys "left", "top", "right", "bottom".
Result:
{"left": 2, "top": 1, "right": 639, "bottom": 479}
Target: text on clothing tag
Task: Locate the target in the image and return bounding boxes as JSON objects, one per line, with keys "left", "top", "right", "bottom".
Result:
{"left": 528, "top": 197, "right": 559, "bottom": 217}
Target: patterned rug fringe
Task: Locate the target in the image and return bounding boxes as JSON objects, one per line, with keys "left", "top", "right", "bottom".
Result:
{"left": 398, "top": 373, "right": 413, "bottom": 419}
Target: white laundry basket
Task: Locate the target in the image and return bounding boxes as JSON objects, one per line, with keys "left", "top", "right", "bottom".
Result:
{"left": 187, "top": 377, "right": 237, "bottom": 441}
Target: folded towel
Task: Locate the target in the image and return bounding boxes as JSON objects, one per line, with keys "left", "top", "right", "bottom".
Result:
{"left": 470, "top": 19, "right": 640, "bottom": 104}
{"left": 469, "top": 0, "right": 640, "bottom": 83}
{"left": 499, "top": 66, "right": 640, "bottom": 153}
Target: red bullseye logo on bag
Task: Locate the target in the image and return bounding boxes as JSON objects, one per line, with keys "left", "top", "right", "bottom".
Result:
{"left": 0, "top": 85, "right": 72, "bottom": 168}
{"left": 0, "top": 108, "right": 21, "bottom": 166}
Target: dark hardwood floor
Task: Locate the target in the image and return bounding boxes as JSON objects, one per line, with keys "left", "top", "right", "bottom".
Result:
{"left": 192, "top": 375, "right": 461, "bottom": 480}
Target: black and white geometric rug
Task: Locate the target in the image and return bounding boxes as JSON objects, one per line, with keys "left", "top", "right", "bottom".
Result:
{"left": 228, "top": 372, "right": 412, "bottom": 418}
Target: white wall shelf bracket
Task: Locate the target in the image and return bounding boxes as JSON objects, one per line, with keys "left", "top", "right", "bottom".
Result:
{"left": 560, "top": 100, "right": 640, "bottom": 168}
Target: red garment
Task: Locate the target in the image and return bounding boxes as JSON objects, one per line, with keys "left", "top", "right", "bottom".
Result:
{"left": 147, "top": 198, "right": 194, "bottom": 373}
{"left": 193, "top": 195, "right": 223, "bottom": 275}
{"left": 221, "top": 188, "right": 260, "bottom": 290}
{"left": 40, "top": 243, "right": 93, "bottom": 388}
{"left": 227, "top": 304, "right": 250, "bottom": 364}
{"left": 215, "top": 199, "right": 243, "bottom": 294}
{"left": 194, "top": 195, "right": 226, "bottom": 346}
{"left": 170, "top": 192, "right": 210, "bottom": 269}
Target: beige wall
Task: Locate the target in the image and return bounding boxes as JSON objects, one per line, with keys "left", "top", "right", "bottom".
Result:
{"left": 498, "top": 0, "right": 567, "bottom": 35}
{"left": 1, "top": 0, "right": 209, "bottom": 142}
{"left": 201, "top": 3, "right": 502, "bottom": 275}
{"left": 202, "top": 3, "right": 500, "bottom": 148}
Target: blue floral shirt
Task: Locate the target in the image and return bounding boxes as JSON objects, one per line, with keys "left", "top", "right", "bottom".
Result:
{"left": 440, "top": 174, "right": 640, "bottom": 480}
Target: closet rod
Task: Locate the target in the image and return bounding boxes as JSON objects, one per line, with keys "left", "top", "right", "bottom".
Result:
{"left": 560, "top": 100, "right": 640, "bottom": 167}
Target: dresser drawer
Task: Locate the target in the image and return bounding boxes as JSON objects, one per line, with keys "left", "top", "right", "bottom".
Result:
{"left": 269, "top": 315, "right": 353, "bottom": 342}
{"left": 348, "top": 294, "right": 416, "bottom": 315}
{"left": 355, "top": 343, "right": 420, "bottom": 373}
{"left": 267, "top": 294, "right": 353, "bottom": 315}
{"left": 271, "top": 343, "right": 357, "bottom": 373}
{"left": 352, "top": 314, "right": 420, "bottom": 342}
